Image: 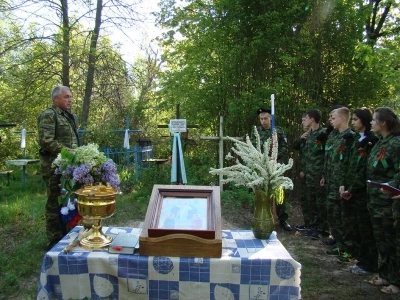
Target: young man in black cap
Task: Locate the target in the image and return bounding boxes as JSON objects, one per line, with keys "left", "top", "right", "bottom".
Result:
{"left": 250, "top": 108, "right": 292, "bottom": 231}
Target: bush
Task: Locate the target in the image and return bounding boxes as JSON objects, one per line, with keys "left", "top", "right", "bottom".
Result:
{"left": 221, "top": 185, "right": 254, "bottom": 209}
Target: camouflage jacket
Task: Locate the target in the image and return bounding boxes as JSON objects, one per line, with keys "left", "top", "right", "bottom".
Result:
{"left": 293, "top": 136, "right": 307, "bottom": 173}
{"left": 345, "top": 132, "right": 378, "bottom": 194}
{"left": 250, "top": 126, "right": 288, "bottom": 162}
{"left": 303, "top": 126, "right": 326, "bottom": 187}
{"left": 323, "top": 128, "right": 355, "bottom": 198}
{"left": 389, "top": 172, "right": 400, "bottom": 220}
{"left": 367, "top": 134, "right": 400, "bottom": 208}
{"left": 37, "top": 104, "right": 80, "bottom": 176}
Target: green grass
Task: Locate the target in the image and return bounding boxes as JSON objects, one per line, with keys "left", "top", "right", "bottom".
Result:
{"left": 0, "top": 171, "right": 47, "bottom": 298}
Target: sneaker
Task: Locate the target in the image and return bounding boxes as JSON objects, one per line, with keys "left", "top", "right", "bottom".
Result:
{"left": 326, "top": 246, "right": 341, "bottom": 255}
{"left": 321, "top": 236, "right": 336, "bottom": 246}
{"left": 303, "top": 230, "right": 320, "bottom": 240}
{"left": 350, "top": 265, "right": 370, "bottom": 275}
{"left": 295, "top": 224, "right": 309, "bottom": 231}
{"left": 317, "top": 230, "right": 330, "bottom": 237}
{"left": 310, "top": 232, "right": 321, "bottom": 240}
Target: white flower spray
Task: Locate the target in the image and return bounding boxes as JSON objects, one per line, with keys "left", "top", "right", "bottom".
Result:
{"left": 209, "top": 126, "right": 293, "bottom": 199}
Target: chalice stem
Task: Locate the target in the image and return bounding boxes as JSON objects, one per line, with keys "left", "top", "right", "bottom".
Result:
{"left": 79, "top": 218, "right": 113, "bottom": 249}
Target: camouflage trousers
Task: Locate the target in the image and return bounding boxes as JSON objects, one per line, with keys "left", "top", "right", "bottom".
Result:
{"left": 352, "top": 193, "right": 378, "bottom": 272}
{"left": 298, "top": 178, "right": 309, "bottom": 225}
{"left": 43, "top": 173, "right": 67, "bottom": 244}
{"left": 394, "top": 218, "right": 400, "bottom": 286}
{"left": 326, "top": 196, "right": 357, "bottom": 254}
{"left": 369, "top": 204, "right": 399, "bottom": 285}
{"left": 305, "top": 184, "right": 326, "bottom": 231}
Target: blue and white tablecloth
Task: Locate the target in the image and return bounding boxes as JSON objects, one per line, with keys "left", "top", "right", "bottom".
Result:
{"left": 37, "top": 227, "right": 301, "bottom": 300}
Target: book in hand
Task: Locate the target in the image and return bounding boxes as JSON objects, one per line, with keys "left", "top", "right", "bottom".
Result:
{"left": 367, "top": 180, "right": 400, "bottom": 196}
{"left": 108, "top": 232, "right": 139, "bottom": 254}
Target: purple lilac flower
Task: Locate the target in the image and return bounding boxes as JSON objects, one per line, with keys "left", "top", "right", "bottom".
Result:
{"left": 57, "top": 165, "right": 74, "bottom": 178}
{"left": 102, "top": 160, "right": 117, "bottom": 174}
{"left": 101, "top": 160, "right": 120, "bottom": 191}
{"left": 72, "top": 164, "right": 94, "bottom": 185}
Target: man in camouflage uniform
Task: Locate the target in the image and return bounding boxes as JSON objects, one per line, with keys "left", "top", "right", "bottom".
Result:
{"left": 250, "top": 108, "right": 291, "bottom": 231}
{"left": 37, "top": 86, "right": 80, "bottom": 249}
{"left": 316, "top": 108, "right": 339, "bottom": 244}
{"left": 300, "top": 109, "right": 327, "bottom": 239}
{"left": 321, "top": 107, "right": 355, "bottom": 257}
{"left": 292, "top": 114, "right": 310, "bottom": 230}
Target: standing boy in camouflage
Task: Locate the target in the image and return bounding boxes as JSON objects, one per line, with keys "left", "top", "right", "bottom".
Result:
{"left": 293, "top": 114, "right": 310, "bottom": 231}
{"left": 301, "top": 109, "right": 327, "bottom": 239}
{"left": 250, "top": 108, "right": 291, "bottom": 231}
{"left": 320, "top": 107, "right": 355, "bottom": 258}
{"left": 37, "top": 86, "right": 80, "bottom": 249}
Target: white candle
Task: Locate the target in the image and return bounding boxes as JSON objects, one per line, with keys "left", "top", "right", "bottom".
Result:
{"left": 271, "top": 94, "right": 275, "bottom": 115}
{"left": 20, "top": 128, "right": 26, "bottom": 148}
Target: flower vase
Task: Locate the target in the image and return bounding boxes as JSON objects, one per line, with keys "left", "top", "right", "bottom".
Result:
{"left": 251, "top": 189, "right": 275, "bottom": 239}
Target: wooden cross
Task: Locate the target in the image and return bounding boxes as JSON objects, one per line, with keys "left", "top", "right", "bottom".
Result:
{"left": 200, "top": 112, "right": 243, "bottom": 191}
{"left": 0, "top": 123, "right": 16, "bottom": 128}
{"left": 158, "top": 104, "right": 199, "bottom": 184}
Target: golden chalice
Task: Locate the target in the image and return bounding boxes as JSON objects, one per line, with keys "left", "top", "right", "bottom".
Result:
{"left": 75, "top": 183, "right": 117, "bottom": 249}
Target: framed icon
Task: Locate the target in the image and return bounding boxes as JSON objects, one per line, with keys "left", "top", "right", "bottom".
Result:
{"left": 144, "top": 185, "right": 221, "bottom": 239}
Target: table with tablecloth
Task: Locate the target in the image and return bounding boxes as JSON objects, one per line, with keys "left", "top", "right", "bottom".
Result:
{"left": 37, "top": 226, "right": 301, "bottom": 300}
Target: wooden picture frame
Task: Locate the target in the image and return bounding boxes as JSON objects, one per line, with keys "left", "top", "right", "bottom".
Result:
{"left": 147, "top": 186, "right": 217, "bottom": 238}
{"left": 139, "top": 185, "right": 222, "bottom": 258}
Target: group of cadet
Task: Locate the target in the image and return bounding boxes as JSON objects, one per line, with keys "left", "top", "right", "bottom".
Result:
{"left": 294, "top": 106, "right": 400, "bottom": 295}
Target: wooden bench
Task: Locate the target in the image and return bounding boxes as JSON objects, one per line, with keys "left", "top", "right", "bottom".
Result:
{"left": 0, "top": 170, "right": 13, "bottom": 186}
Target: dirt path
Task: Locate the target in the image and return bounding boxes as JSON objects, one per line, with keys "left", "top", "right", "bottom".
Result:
{"left": 272, "top": 199, "right": 400, "bottom": 300}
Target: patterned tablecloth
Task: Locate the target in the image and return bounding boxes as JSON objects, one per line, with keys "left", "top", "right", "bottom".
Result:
{"left": 37, "top": 227, "right": 301, "bottom": 300}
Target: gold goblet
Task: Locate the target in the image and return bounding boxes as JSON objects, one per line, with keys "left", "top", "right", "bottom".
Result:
{"left": 75, "top": 183, "right": 117, "bottom": 249}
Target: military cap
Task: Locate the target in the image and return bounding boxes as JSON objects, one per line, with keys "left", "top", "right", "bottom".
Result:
{"left": 257, "top": 107, "right": 271, "bottom": 115}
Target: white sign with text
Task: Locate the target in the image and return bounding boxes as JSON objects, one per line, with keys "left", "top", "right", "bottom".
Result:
{"left": 169, "top": 119, "right": 187, "bottom": 133}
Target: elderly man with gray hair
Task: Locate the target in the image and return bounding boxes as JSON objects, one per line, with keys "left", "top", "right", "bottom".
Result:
{"left": 37, "top": 86, "right": 80, "bottom": 250}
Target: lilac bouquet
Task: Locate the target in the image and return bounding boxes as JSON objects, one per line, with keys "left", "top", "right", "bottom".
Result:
{"left": 53, "top": 143, "right": 120, "bottom": 202}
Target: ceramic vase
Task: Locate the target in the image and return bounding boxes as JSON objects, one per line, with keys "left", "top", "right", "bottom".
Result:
{"left": 251, "top": 189, "right": 275, "bottom": 239}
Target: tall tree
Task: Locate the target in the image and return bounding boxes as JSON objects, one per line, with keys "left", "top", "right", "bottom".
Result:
{"left": 3, "top": 0, "right": 144, "bottom": 128}
{"left": 61, "top": 0, "right": 70, "bottom": 86}
{"left": 81, "top": 0, "right": 103, "bottom": 129}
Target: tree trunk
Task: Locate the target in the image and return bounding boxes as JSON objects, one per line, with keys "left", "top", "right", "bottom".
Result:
{"left": 61, "top": 0, "right": 70, "bottom": 87}
{"left": 81, "top": 0, "right": 103, "bottom": 129}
